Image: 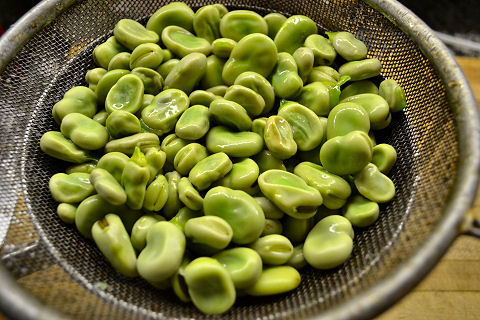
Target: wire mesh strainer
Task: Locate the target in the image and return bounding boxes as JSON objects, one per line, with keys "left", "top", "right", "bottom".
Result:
{"left": 0, "top": 0, "right": 479, "bottom": 319}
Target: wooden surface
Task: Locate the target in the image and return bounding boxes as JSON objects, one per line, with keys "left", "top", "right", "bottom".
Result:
{"left": 0, "top": 58, "right": 479, "bottom": 320}
{"left": 375, "top": 56, "right": 480, "bottom": 320}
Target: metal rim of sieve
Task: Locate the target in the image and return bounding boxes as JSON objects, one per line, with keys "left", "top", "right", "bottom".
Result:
{"left": 0, "top": 0, "right": 478, "bottom": 319}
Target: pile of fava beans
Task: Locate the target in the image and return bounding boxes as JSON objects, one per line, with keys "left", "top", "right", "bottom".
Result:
{"left": 39, "top": 2, "right": 406, "bottom": 315}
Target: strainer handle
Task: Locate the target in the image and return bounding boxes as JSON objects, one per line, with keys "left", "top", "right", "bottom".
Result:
{"left": 461, "top": 209, "right": 480, "bottom": 238}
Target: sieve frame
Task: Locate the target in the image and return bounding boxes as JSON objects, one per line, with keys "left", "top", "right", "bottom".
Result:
{"left": 0, "top": 0, "right": 479, "bottom": 319}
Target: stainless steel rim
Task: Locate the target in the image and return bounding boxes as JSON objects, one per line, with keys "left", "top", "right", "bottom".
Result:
{"left": 0, "top": 0, "right": 478, "bottom": 319}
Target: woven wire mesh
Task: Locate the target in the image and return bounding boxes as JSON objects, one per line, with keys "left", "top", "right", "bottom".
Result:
{"left": 0, "top": 0, "right": 459, "bottom": 319}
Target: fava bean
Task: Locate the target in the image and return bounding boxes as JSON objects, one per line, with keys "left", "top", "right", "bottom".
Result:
{"left": 206, "top": 126, "right": 263, "bottom": 157}
{"left": 264, "top": 115, "right": 297, "bottom": 160}
{"left": 303, "top": 215, "right": 354, "bottom": 269}
{"left": 75, "top": 194, "right": 141, "bottom": 238}
{"left": 250, "top": 234, "right": 293, "bottom": 265}
{"left": 92, "top": 109, "right": 108, "bottom": 126}
{"left": 304, "top": 34, "right": 336, "bottom": 66}
{"left": 274, "top": 15, "right": 317, "bottom": 54}
{"left": 326, "top": 31, "right": 367, "bottom": 61}
{"left": 294, "top": 162, "right": 351, "bottom": 210}
{"left": 251, "top": 117, "right": 267, "bottom": 140}
{"left": 114, "top": 19, "right": 159, "bottom": 50}
{"left": 105, "top": 74, "right": 144, "bottom": 114}
{"left": 308, "top": 65, "right": 340, "bottom": 83}
{"left": 49, "top": 172, "right": 93, "bottom": 203}
{"left": 209, "top": 98, "right": 252, "bottom": 131}
{"left": 341, "top": 93, "right": 391, "bottom": 130}
{"left": 163, "top": 171, "right": 183, "bottom": 218}
{"left": 258, "top": 170, "right": 322, "bottom": 219}
{"left": 263, "top": 13, "right": 287, "bottom": 39}
{"left": 371, "top": 143, "right": 397, "bottom": 174}
{"left": 287, "top": 245, "right": 307, "bottom": 269}
{"left": 204, "top": 186, "right": 265, "bottom": 244}
{"left": 161, "top": 133, "right": 190, "bottom": 165}
{"left": 271, "top": 52, "right": 303, "bottom": 99}
{"left": 173, "top": 143, "right": 208, "bottom": 176}
{"left": 131, "top": 67, "right": 164, "bottom": 95}
{"left": 95, "top": 69, "right": 130, "bottom": 105}
{"left": 189, "top": 90, "right": 218, "bottom": 107}
{"left": 137, "top": 221, "right": 186, "bottom": 286}
{"left": 108, "top": 52, "right": 131, "bottom": 71}
{"left": 60, "top": 113, "right": 109, "bottom": 150}
{"left": 57, "top": 203, "right": 77, "bottom": 224}
{"left": 354, "top": 163, "right": 395, "bottom": 203}
{"left": 141, "top": 89, "right": 190, "bottom": 135}
{"left": 143, "top": 174, "right": 169, "bottom": 213}
{"left": 262, "top": 218, "right": 283, "bottom": 236}
{"left": 157, "top": 59, "right": 179, "bottom": 79}
{"left": 142, "top": 94, "right": 155, "bottom": 111}
{"left": 278, "top": 102, "right": 324, "bottom": 151}
{"left": 185, "top": 215, "right": 233, "bottom": 253}
{"left": 343, "top": 194, "right": 379, "bottom": 227}
{"left": 85, "top": 68, "right": 107, "bottom": 91}
{"left": 378, "top": 79, "right": 406, "bottom": 112}
{"left": 222, "top": 33, "right": 277, "bottom": 85}
{"left": 320, "top": 130, "right": 373, "bottom": 175}
{"left": 92, "top": 214, "right": 138, "bottom": 277}
{"left": 165, "top": 53, "right": 207, "bottom": 94}
{"left": 40, "top": 131, "right": 94, "bottom": 164}
{"left": 89, "top": 168, "right": 127, "bottom": 206}
{"left": 296, "top": 82, "right": 331, "bottom": 116}
{"left": 253, "top": 149, "right": 286, "bottom": 173}
{"left": 93, "top": 36, "right": 127, "bottom": 69}
{"left": 224, "top": 84, "right": 265, "bottom": 117}
{"left": 206, "top": 85, "right": 228, "bottom": 96}
{"left": 339, "top": 80, "right": 378, "bottom": 101}
{"left": 234, "top": 71, "right": 275, "bottom": 114}
{"left": 326, "top": 102, "right": 370, "bottom": 139}
{"left": 66, "top": 161, "right": 97, "bottom": 174}
{"left": 130, "top": 43, "right": 163, "bottom": 69}
{"left": 213, "top": 247, "right": 262, "bottom": 289}
{"left": 212, "top": 38, "right": 236, "bottom": 59}
{"left": 121, "top": 147, "right": 150, "bottom": 210}
{"left": 161, "top": 48, "right": 173, "bottom": 61}
{"left": 282, "top": 215, "right": 313, "bottom": 244}
{"left": 200, "top": 55, "right": 225, "bottom": 89}
{"left": 216, "top": 158, "right": 259, "bottom": 191}
{"left": 52, "top": 86, "right": 97, "bottom": 124}
{"left": 169, "top": 207, "right": 202, "bottom": 231}
{"left": 106, "top": 110, "right": 141, "bottom": 139}
{"left": 189, "top": 152, "right": 232, "bottom": 190}
{"left": 104, "top": 133, "right": 160, "bottom": 155}
{"left": 97, "top": 152, "right": 129, "bottom": 183}
{"left": 245, "top": 266, "right": 301, "bottom": 296}
{"left": 146, "top": 2, "right": 195, "bottom": 37}
{"left": 220, "top": 10, "right": 267, "bottom": 42}
{"left": 178, "top": 177, "right": 204, "bottom": 211}
{"left": 171, "top": 256, "right": 191, "bottom": 303}
{"left": 162, "top": 25, "right": 212, "bottom": 57}
{"left": 293, "top": 47, "right": 314, "bottom": 84}
{"left": 193, "top": 5, "right": 223, "bottom": 43}
{"left": 339, "top": 58, "right": 381, "bottom": 81}
{"left": 184, "top": 257, "right": 236, "bottom": 315}
{"left": 254, "top": 196, "right": 284, "bottom": 219}
{"left": 130, "top": 214, "right": 164, "bottom": 252}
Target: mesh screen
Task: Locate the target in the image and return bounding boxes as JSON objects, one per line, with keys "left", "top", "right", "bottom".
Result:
{"left": 0, "top": 0, "right": 458, "bottom": 319}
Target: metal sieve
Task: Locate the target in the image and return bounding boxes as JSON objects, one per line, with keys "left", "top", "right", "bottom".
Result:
{"left": 0, "top": 0, "right": 479, "bottom": 319}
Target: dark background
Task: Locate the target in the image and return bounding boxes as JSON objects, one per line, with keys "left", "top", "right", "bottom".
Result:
{"left": 0, "top": 0, "right": 479, "bottom": 53}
